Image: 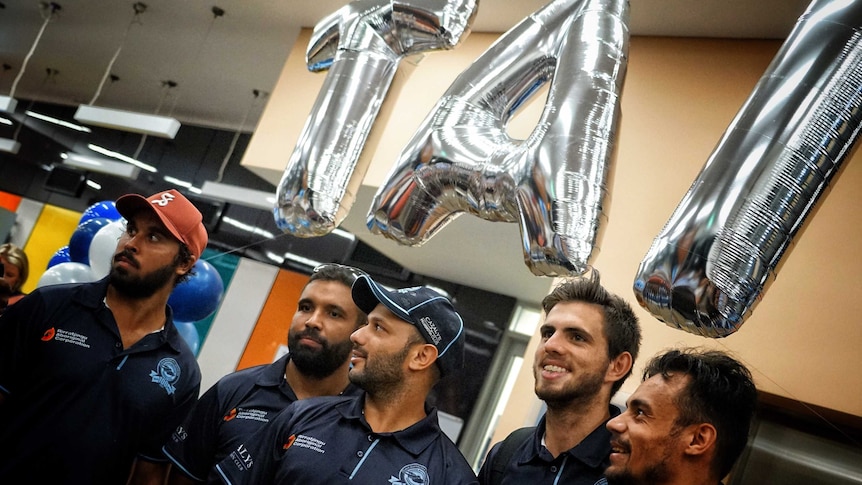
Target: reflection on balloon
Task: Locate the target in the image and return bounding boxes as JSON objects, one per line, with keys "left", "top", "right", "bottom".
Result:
{"left": 36, "top": 262, "right": 96, "bottom": 288}
{"left": 367, "top": 0, "right": 630, "bottom": 277}
{"left": 175, "top": 321, "right": 201, "bottom": 355}
{"left": 168, "top": 259, "right": 224, "bottom": 323}
{"left": 633, "top": 0, "right": 862, "bottom": 337}
{"left": 274, "top": 0, "right": 479, "bottom": 236}
{"left": 88, "top": 219, "right": 126, "bottom": 279}
{"left": 79, "top": 200, "right": 122, "bottom": 225}
{"left": 69, "top": 218, "right": 112, "bottom": 265}
{"left": 47, "top": 245, "right": 72, "bottom": 270}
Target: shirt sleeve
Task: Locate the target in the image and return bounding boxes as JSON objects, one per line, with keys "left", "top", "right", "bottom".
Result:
{"left": 212, "top": 405, "right": 295, "bottom": 484}
{"left": 163, "top": 381, "right": 226, "bottom": 481}
{"left": 476, "top": 441, "right": 502, "bottom": 484}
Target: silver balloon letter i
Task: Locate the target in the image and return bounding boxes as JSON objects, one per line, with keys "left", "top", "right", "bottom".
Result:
{"left": 274, "top": 0, "right": 479, "bottom": 237}
{"left": 634, "top": 0, "right": 862, "bottom": 337}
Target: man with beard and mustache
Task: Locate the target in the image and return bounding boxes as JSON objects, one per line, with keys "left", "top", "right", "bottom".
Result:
{"left": 604, "top": 348, "right": 757, "bottom": 485}
{"left": 213, "top": 274, "right": 478, "bottom": 484}
{"left": 478, "top": 271, "right": 642, "bottom": 485}
{"left": 0, "top": 189, "right": 207, "bottom": 484}
{"left": 163, "top": 263, "right": 366, "bottom": 484}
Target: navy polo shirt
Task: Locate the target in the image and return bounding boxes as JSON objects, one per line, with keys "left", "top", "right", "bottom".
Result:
{"left": 163, "top": 353, "right": 361, "bottom": 481}
{"left": 214, "top": 395, "right": 479, "bottom": 484}
{"left": 0, "top": 278, "right": 201, "bottom": 484}
{"left": 477, "top": 406, "right": 621, "bottom": 485}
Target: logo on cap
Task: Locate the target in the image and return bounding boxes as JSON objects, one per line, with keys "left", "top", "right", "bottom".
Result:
{"left": 151, "top": 192, "right": 176, "bottom": 206}
{"left": 419, "top": 316, "right": 442, "bottom": 345}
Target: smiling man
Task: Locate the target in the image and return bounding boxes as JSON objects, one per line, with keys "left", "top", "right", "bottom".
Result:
{"left": 479, "top": 271, "right": 641, "bottom": 485}
{"left": 213, "top": 274, "right": 478, "bottom": 484}
{"left": 0, "top": 189, "right": 206, "bottom": 484}
{"left": 163, "top": 263, "right": 366, "bottom": 484}
{"left": 605, "top": 348, "right": 757, "bottom": 485}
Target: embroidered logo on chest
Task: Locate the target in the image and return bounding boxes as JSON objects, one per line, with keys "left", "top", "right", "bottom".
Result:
{"left": 40, "top": 327, "right": 91, "bottom": 348}
{"left": 149, "top": 357, "right": 180, "bottom": 395}
{"left": 389, "top": 463, "right": 429, "bottom": 485}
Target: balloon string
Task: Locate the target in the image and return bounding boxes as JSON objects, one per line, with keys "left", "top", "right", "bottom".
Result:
{"left": 201, "top": 230, "right": 296, "bottom": 264}
{"left": 715, "top": 340, "right": 861, "bottom": 447}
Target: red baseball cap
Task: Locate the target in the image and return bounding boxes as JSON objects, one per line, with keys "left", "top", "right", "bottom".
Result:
{"left": 115, "top": 189, "right": 208, "bottom": 259}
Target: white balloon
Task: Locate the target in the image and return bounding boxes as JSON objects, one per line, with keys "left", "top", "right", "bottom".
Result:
{"left": 88, "top": 219, "right": 126, "bottom": 279}
{"left": 36, "top": 262, "right": 97, "bottom": 288}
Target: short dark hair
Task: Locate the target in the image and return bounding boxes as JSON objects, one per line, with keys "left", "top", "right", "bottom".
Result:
{"left": 541, "top": 270, "right": 641, "bottom": 395}
{"left": 173, "top": 244, "right": 195, "bottom": 286}
{"left": 308, "top": 263, "right": 367, "bottom": 326}
{"left": 643, "top": 348, "right": 758, "bottom": 479}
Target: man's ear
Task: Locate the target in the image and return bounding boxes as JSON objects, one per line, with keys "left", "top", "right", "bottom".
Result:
{"left": 408, "top": 343, "right": 439, "bottom": 373}
{"left": 176, "top": 254, "right": 197, "bottom": 276}
{"left": 683, "top": 423, "right": 718, "bottom": 457}
{"left": 605, "top": 351, "right": 633, "bottom": 384}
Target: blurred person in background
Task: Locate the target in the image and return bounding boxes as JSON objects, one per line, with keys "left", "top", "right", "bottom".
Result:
{"left": 0, "top": 243, "right": 29, "bottom": 308}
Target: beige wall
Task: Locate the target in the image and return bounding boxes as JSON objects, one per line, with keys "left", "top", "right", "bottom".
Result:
{"left": 243, "top": 32, "right": 862, "bottom": 432}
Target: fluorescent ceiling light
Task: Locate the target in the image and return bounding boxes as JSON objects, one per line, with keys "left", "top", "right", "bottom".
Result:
{"left": 0, "top": 96, "right": 17, "bottom": 113}
{"left": 63, "top": 153, "right": 141, "bottom": 179}
{"left": 0, "top": 138, "right": 21, "bottom": 154}
{"left": 221, "top": 216, "right": 276, "bottom": 239}
{"left": 163, "top": 176, "right": 202, "bottom": 194}
{"left": 74, "top": 105, "right": 180, "bottom": 138}
{"left": 87, "top": 143, "right": 157, "bottom": 173}
{"left": 0, "top": 117, "right": 13, "bottom": 126}
{"left": 25, "top": 110, "right": 92, "bottom": 132}
{"left": 200, "top": 181, "right": 276, "bottom": 212}
{"left": 86, "top": 180, "right": 102, "bottom": 190}
{"left": 282, "top": 252, "right": 322, "bottom": 269}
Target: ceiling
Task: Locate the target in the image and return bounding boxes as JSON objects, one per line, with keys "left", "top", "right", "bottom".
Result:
{"left": 0, "top": 0, "right": 811, "bottom": 133}
{"left": 0, "top": 0, "right": 814, "bottom": 303}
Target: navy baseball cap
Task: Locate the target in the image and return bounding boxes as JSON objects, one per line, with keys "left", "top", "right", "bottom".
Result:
{"left": 352, "top": 275, "right": 465, "bottom": 377}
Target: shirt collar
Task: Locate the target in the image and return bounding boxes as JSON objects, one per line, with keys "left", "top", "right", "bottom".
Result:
{"left": 527, "top": 404, "right": 621, "bottom": 468}
{"left": 335, "top": 396, "right": 442, "bottom": 456}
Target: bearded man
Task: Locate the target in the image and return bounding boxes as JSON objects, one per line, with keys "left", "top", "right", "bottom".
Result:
{"left": 163, "top": 263, "right": 367, "bottom": 484}
{"left": 0, "top": 189, "right": 208, "bottom": 484}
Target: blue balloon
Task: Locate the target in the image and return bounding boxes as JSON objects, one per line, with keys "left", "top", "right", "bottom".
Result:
{"left": 174, "top": 321, "right": 201, "bottom": 355}
{"left": 80, "top": 200, "right": 122, "bottom": 225}
{"left": 168, "top": 259, "right": 225, "bottom": 323}
{"left": 68, "top": 217, "right": 112, "bottom": 265}
{"left": 47, "top": 245, "right": 72, "bottom": 269}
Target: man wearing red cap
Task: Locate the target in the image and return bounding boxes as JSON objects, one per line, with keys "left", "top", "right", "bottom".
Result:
{"left": 0, "top": 189, "right": 207, "bottom": 484}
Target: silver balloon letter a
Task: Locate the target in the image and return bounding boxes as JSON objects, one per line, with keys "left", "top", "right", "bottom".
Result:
{"left": 274, "top": 0, "right": 478, "bottom": 236}
{"left": 367, "top": 0, "right": 630, "bottom": 277}
{"left": 634, "top": 0, "right": 862, "bottom": 337}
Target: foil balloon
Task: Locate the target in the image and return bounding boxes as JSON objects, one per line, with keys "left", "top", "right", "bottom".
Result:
{"left": 366, "top": 0, "right": 630, "bottom": 277}
{"left": 633, "top": 0, "right": 862, "bottom": 338}
{"left": 274, "top": 0, "right": 479, "bottom": 236}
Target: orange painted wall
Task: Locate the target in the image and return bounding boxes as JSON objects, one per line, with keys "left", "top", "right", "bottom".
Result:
{"left": 0, "top": 192, "right": 22, "bottom": 212}
{"left": 235, "top": 269, "right": 309, "bottom": 370}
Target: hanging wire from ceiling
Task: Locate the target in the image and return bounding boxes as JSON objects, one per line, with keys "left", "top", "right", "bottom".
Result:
{"left": 131, "top": 79, "right": 177, "bottom": 159}
{"left": 215, "top": 88, "right": 269, "bottom": 183}
{"left": 87, "top": 1, "right": 147, "bottom": 105}
{"left": 8, "top": 2, "right": 61, "bottom": 98}
{"left": 171, "top": 5, "right": 224, "bottom": 109}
